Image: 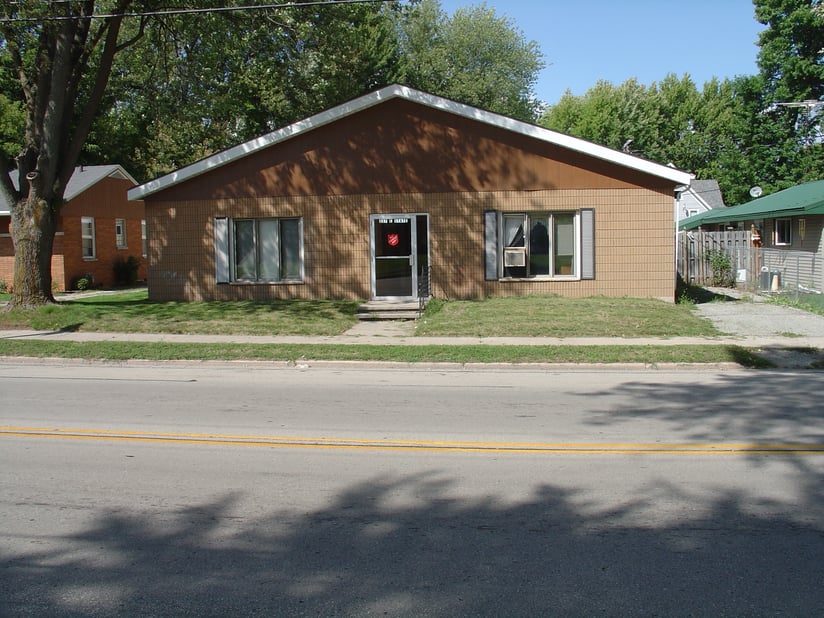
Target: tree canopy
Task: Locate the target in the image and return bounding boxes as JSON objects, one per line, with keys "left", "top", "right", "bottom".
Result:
{"left": 541, "top": 0, "right": 823, "bottom": 205}
{"left": 394, "top": 0, "right": 544, "bottom": 121}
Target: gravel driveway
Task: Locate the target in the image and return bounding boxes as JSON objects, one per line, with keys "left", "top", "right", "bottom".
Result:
{"left": 693, "top": 288, "right": 824, "bottom": 368}
{"left": 694, "top": 298, "right": 824, "bottom": 337}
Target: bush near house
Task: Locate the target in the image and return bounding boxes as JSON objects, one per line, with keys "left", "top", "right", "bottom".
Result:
{"left": 113, "top": 255, "right": 141, "bottom": 286}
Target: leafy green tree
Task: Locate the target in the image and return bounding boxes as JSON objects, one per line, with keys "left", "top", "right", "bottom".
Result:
{"left": 1, "top": 0, "right": 150, "bottom": 306}
{"left": 87, "top": 1, "right": 403, "bottom": 180}
{"left": 395, "top": 0, "right": 545, "bottom": 121}
{"left": 539, "top": 75, "right": 759, "bottom": 204}
{"left": 749, "top": 0, "right": 823, "bottom": 192}
{"left": 756, "top": 0, "right": 823, "bottom": 102}
{"left": 0, "top": 93, "right": 25, "bottom": 161}
{"left": 540, "top": 77, "right": 677, "bottom": 159}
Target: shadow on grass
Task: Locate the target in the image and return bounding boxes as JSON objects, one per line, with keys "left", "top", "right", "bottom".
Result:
{"left": 63, "top": 297, "right": 363, "bottom": 318}
{"left": 677, "top": 279, "right": 739, "bottom": 304}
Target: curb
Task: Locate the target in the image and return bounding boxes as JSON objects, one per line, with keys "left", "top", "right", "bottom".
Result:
{"left": 0, "top": 355, "right": 746, "bottom": 372}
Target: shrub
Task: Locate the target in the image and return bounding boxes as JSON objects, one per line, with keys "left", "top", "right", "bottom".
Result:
{"left": 113, "top": 255, "right": 140, "bottom": 286}
{"left": 74, "top": 276, "right": 91, "bottom": 291}
{"left": 707, "top": 250, "right": 734, "bottom": 287}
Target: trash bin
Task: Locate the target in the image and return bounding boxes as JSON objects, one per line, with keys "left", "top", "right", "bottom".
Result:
{"left": 760, "top": 267, "right": 770, "bottom": 290}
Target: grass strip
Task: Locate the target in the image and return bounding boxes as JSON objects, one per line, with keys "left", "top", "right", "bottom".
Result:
{"left": 0, "top": 340, "right": 771, "bottom": 367}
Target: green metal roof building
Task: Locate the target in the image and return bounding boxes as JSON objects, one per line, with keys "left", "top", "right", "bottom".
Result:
{"left": 679, "top": 180, "right": 824, "bottom": 231}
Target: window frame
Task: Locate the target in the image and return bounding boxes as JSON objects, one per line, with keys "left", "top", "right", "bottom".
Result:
{"left": 141, "top": 219, "right": 147, "bottom": 257}
{"left": 115, "top": 218, "right": 127, "bottom": 249}
{"left": 225, "top": 217, "right": 304, "bottom": 284}
{"left": 499, "top": 211, "right": 581, "bottom": 280}
{"left": 81, "top": 216, "right": 96, "bottom": 260}
{"left": 774, "top": 218, "right": 792, "bottom": 246}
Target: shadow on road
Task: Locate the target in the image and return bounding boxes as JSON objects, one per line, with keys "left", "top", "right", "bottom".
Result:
{"left": 3, "top": 466, "right": 824, "bottom": 616}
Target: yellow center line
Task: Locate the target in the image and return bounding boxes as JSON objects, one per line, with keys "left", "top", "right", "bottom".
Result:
{"left": 2, "top": 425, "right": 824, "bottom": 455}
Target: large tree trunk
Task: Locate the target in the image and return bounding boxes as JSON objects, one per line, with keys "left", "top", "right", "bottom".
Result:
{"left": 10, "top": 190, "right": 58, "bottom": 307}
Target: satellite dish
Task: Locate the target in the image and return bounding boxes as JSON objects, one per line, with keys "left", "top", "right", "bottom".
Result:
{"left": 750, "top": 186, "right": 763, "bottom": 198}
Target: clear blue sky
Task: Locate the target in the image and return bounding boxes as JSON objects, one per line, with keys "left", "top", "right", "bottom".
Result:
{"left": 437, "top": 0, "right": 765, "bottom": 104}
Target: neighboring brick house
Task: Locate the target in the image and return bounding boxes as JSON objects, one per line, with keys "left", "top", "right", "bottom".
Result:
{"left": 1, "top": 165, "right": 146, "bottom": 291}
{"left": 129, "top": 85, "right": 693, "bottom": 303}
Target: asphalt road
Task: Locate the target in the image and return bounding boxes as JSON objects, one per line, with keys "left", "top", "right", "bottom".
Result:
{"left": 2, "top": 362, "right": 824, "bottom": 616}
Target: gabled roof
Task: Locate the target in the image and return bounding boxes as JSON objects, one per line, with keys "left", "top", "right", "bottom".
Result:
{"left": 680, "top": 180, "right": 824, "bottom": 230}
{"left": 64, "top": 165, "right": 137, "bottom": 201}
{"left": 128, "top": 84, "right": 693, "bottom": 201}
{"left": 1, "top": 165, "right": 137, "bottom": 215}
{"left": 683, "top": 179, "right": 725, "bottom": 210}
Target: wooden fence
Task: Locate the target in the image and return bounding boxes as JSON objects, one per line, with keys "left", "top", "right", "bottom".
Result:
{"left": 677, "top": 229, "right": 823, "bottom": 293}
{"left": 677, "top": 230, "right": 752, "bottom": 287}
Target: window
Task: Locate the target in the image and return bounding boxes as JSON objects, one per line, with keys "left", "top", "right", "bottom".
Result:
{"left": 498, "top": 212, "right": 582, "bottom": 279}
{"left": 774, "top": 218, "right": 792, "bottom": 246}
{"left": 115, "top": 218, "right": 127, "bottom": 249}
{"left": 141, "top": 219, "right": 147, "bottom": 257}
{"left": 81, "top": 217, "right": 96, "bottom": 259}
{"left": 214, "top": 217, "right": 303, "bottom": 283}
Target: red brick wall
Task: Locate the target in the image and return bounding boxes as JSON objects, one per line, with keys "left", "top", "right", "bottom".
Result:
{"left": 0, "top": 221, "right": 65, "bottom": 292}
{"left": 61, "top": 175, "right": 146, "bottom": 289}
{"left": 2, "top": 174, "right": 146, "bottom": 292}
{"left": 0, "top": 217, "right": 12, "bottom": 289}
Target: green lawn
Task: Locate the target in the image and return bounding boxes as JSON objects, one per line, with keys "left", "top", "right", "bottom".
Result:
{"left": 417, "top": 296, "right": 719, "bottom": 338}
{"left": 0, "top": 289, "right": 719, "bottom": 338}
{"left": 0, "top": 289, "right": 362, "bottom": 336}
{"left": 772, "top": 292, "right": 824, "bottom": 316}
{"left": 1, "top": 288, "right": 768, "bottom": 365}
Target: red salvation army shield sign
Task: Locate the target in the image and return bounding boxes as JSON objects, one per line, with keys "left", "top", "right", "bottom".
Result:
{"left": 387, "top": 233, "right": 400, "bottom": 247}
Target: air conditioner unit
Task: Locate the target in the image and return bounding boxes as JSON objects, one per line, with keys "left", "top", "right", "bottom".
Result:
{"left": 503, "top": 248, "right": 526, "bottom": 267}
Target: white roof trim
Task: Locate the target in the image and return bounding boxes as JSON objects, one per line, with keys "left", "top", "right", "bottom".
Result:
{"left": 128, "top": 84, "right": 693, "bottom": 201}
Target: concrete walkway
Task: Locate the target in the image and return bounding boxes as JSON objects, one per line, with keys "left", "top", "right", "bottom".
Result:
{"left": 2, "top": 326, "right": 824, "bottom": 349}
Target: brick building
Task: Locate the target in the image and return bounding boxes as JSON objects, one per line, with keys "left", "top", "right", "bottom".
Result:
{"left": 1, "top": 165, "right": 146, "bottom": 291}
{"left": 129, "top": 85, "right": 693, "bottom": 303}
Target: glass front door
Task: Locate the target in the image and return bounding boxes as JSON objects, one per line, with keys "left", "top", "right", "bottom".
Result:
{"left": 371, "top": 214, "right": 428, "bottom": 299}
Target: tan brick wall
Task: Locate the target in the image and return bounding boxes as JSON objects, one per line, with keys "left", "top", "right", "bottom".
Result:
{"left": 146, "top": 188, "right": 675, "bottom": 302}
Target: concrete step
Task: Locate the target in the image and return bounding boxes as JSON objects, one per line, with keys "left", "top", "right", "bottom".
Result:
{"left": 356, "top": 300, "right": 424, "bottom": 321}
{"left": 357, "top": 311, "right": 421, "bottom": 321}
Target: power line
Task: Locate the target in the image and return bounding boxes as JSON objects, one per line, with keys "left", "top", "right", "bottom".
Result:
{"left": 1, "top": 0, "right": 400, "bottom": 23}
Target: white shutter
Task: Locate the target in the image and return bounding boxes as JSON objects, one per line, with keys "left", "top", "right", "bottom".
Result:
{"left": 484, "top": 210, "right": 499, "bottom": 280}
{"left": 581, "top": 209, "right": 595, "bottom": 280}
{"left": 214, "top": 217, "right": 229, "bottom": 283}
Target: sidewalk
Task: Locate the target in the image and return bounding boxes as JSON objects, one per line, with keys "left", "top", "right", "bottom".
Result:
{"left": 3, "top": 325, "right": 824, "bottom": 349}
